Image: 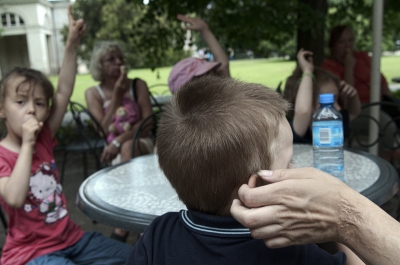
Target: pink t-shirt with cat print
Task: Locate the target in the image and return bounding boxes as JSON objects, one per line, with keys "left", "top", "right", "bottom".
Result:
{"left": 0, "top": 124, "right": 84, "bottom": 265}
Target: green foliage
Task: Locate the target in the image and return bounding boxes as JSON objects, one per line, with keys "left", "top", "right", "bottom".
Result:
{"left": 65, "top": 0, "right": 400, "bottom": 67}
{"left": 258, "top": 38, "right": 296, "bottom": 59}
{"left": 327, "top": 0, "right": 400, "bottom": 52}
{"left": 62, "top": 0, "right": 188, "bottom": 69}
{"left": 129, "top": 0, "right": 301, "bottom": 57}
{"left": 127, "top": 0, "right": 400, "bottom": 58}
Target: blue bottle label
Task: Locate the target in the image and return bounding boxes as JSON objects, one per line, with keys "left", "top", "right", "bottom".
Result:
{"left": 312, "top": 121, "right": 343, "bottom": 147}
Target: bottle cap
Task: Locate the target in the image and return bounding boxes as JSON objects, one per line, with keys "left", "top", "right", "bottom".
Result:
{"left": 319, "top": 93, "right": 334, "bottom": 104}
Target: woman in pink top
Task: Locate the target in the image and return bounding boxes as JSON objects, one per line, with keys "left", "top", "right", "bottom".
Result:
{"left": 85, "top": 42, "right": 154, "bottom": 241}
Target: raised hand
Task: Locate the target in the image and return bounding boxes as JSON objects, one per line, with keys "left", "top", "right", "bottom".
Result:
{"left": 177, "top": 14, "right": 208, "bottom": 32}
{"left": 297, "top": 48, "right": 313, "bottom": 74}
{"left": 113, "top": 70, "right": 129, "bottom": 98}
{"left": 66, "top": 5, "right": 86, "bottom": 47}
{"left": 340, "top": 81, "right": 358, "bottom": 99}
{"left": 22, "top": 115, "right": 43, "bottom": 147}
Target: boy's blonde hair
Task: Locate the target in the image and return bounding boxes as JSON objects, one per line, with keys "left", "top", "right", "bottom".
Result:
{"left": 157, "top": 75, "right": 290, "bottom": 215}
{"left": 0, "top": 67, "right": 54, "bottom": 108}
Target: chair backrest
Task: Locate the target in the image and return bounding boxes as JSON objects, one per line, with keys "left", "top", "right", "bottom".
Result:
{"left": 131, "top": 110, "right": 163, "bottom": 158}
{"left": 149, "top": 83, "right": 170, "bottom": 95}
{"left": 148, "top": 84, "right": 171, "bottom": 112}
{"left": 68, "top": 101, "right": 108, "bottom": 150}
{"left": 348, "top": 101, "right": 400, "bottom": 151}
{"left": 276, "top": 81, "right": 283, "bottom": 95}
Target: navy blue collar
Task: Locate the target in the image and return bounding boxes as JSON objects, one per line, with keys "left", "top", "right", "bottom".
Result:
{"left": 180, "top": 209, "right": 251, "bottom": 237}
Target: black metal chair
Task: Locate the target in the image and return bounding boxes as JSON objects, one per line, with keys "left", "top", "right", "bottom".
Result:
{"left": 148, "top": 84, "right": 171, "bottom": 112}
{"left": 58, "top": 101, "right": 108, "bottom": 184}
{"left": 276, "top": 81, "right": 283, "bottom": 95}
{"left": 149, "top": 83, "right": 170, "bottom": 95}
{"left": 348, "top": 101, "right": 400, "bottom": 165}
{"left": 131, "top": 110, "right": 163, "bottom": 158}
{"left": 0, "top": 206, "right": 7, "bottom": 233}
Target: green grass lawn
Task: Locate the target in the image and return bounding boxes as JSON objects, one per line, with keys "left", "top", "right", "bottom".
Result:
{"left": 48, "top": 56, "right": 400, "bottom": 107}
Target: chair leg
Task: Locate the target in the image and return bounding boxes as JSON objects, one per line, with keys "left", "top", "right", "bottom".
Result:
{"left": 60, "top": 151, "right": 68, "bottom": 185}
{"left": 0, "top": 206, "right": 7, "bottom": 233}
{"left": 83, "top": 152, "right": 88, "bottom": 180}
{"left": 94, "top": 150, "right": 101, "bottom": 171}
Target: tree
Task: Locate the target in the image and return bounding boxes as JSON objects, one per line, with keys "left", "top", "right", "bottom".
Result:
{"left": 128, "top": 0, "right": 400, "bottom": 63}
{"left": 130, "top": 0, "right": 300, "bottom": 58}
{"left": 63, "top": 0, "right": 188, "bottom": 70}
{"left": 327, "top": 0, "right": 400, "bottom": 53}
{"left": 69, "top": 0, "right": 400, "bottom": 69}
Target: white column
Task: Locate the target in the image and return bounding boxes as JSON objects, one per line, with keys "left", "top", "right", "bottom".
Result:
{"left": 26, "top": 29, "right": 50, "bottom": 74}
{"left": 368, "top": 0, "right": 384, "bottom": 155}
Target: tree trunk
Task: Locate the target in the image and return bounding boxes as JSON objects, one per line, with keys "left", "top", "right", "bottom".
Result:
{"left": 297, "top": 0, "right": 328, "bottom": 66}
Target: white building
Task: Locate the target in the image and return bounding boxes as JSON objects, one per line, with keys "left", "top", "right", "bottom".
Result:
{"left": 0, "top": 0, "right": 70, "bottom": 77}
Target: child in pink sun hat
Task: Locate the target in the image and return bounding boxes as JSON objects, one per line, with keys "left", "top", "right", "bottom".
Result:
{"left": 168, "top": 14, "right": 230, "bottom": 93}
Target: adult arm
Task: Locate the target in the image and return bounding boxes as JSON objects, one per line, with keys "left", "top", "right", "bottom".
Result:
{"left": 177, "top": 14, "right": 230, "bottom": 77}
{"left": 47, "top": 6, "right": 86, "bottom": 137}
{"left": 292, "top": 49, "right": 314, "bottom": 137}
{"left": 343, "top": 49, "right": 355, "bottom": 87}
{"left": 339, "top": 81, "right": 361, "bottom": 121}
{"left": 230, "top": 168, "right": 400, "bottom": 265}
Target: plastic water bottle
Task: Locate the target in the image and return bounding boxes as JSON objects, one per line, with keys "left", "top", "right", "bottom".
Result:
{"left": 312, "top": 93, "right": 345, "bottom": 181}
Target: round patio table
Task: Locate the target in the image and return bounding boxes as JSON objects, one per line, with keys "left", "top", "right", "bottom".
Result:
{"left": 77, "top": 144, "right": 399, "bottom": 232}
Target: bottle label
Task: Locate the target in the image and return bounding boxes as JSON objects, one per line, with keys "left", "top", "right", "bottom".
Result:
{"left": 312, "top": 121, "right": 343, "bottom": 147}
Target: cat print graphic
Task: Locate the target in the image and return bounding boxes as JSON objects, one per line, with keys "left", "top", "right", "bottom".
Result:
{"left": 28, "top": 162, "right": 68, "bottom": 224}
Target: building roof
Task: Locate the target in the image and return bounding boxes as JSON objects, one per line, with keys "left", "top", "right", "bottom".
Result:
{"left": 0, "top": 0, "right": 69, "bottom": 7}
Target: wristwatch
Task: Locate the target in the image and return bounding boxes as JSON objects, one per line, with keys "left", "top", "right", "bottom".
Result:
{"left": 112, "top": 139, "right": 121, "bottom": 149}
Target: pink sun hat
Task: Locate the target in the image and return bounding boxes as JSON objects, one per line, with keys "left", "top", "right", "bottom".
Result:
{"left": 168, "top": 57, "right": 221, "bottom": 93}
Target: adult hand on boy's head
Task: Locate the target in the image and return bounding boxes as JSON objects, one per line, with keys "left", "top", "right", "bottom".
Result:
{"left": 22, "top": 115, "right": 43, "bottom": 147}
{"left": 231, "top": 167, "right": 357, "bottom": 248}
{"left": 177, "top": 14, "right": 208, "bottom": 33}
{"left": 297, "top": 48, "right": 314, "bottom": 74}
{"left": 66, "top": 5, "right": 87, "bottom": 47}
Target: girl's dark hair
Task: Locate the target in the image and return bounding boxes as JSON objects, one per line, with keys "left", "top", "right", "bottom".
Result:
{"left": 328, "top": 25, "right": 352, "bottom": 55}
{"left": 0, "top": 67, "right": 54, "bottom": 107}
{"left": 283, "top": 66, "right": 341, "bottom": 119}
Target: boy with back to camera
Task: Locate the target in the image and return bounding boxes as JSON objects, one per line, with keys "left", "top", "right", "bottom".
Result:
{"left": 126, "top": 75, "right": 347, "bottom": 264}
{"left": 0, "top": 7, "right": 132, "bottom": 265}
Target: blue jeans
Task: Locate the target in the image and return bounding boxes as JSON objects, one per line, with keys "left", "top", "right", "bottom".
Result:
{"left": 27, "top": 231, "right": 133, "bottom": 265}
